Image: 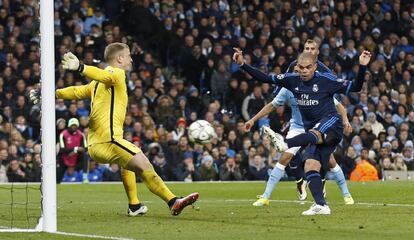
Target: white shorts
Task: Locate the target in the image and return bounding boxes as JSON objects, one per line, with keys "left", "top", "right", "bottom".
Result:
{"left": 285, "top": 128, "right": 305, "bottom": 155}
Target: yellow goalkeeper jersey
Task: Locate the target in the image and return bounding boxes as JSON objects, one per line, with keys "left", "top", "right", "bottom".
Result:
{"left": 56, "top": 65, "right": 128, "bottom": 146}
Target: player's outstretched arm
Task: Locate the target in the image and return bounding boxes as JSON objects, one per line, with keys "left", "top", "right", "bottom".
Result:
{"left": 233, "top": 48, "right": 274, "bottom": 84}
{"left": 28, "top": 82, "right": 91, "bottom": 104}
{"left": 245, "top": 103, "right": 274, "bottom": 132}
{"left": 329, "top": 50, "right": 371, "bottom": 95}
{"left": 62, "top": 52, "right": 117, "bottom": 85}
{"left": 349, "top": 50, "right": 371, "bottom": 92}
{"left": 56, "top": 84, "right": 91, "bottom": 100}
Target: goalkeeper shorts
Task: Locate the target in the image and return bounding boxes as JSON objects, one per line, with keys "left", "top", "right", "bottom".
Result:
{"left": 88, "top": 139, "right": 141, "bottom": 167}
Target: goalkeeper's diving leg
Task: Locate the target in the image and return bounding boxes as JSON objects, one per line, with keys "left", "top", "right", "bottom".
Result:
{"left": 126, "top": 151, "right": 199, "bottom": 215}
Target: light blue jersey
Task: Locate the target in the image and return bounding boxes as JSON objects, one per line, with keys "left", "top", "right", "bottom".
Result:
{"left": 271, "top": 87, "right": 339, "bottom": 131}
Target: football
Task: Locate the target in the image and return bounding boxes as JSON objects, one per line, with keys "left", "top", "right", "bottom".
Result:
{"left": 188, "top": 120, "right": 217, "bottom": 144}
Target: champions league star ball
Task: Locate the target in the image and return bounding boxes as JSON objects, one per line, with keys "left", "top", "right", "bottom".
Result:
{"left": 188, "top": 120, "right": 217, "bottom": 144}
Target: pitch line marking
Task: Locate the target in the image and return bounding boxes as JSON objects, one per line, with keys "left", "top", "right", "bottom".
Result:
{"left": 0, "top": 227, "right": 134, "bottom": 240}
{"left": 63, "top": 199, "right": 414, "bottom": 208}
{"left": 222, "top": 199, "right": 414, "bottom": 208}
{"left": 55, "top": 231, "right": 134, "bottom": 240}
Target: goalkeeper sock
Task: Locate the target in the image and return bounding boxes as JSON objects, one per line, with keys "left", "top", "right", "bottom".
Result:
{"left": 330, "top": 164, "right": 351, "bottom": 197}
{"left": 285, "top": 132, "right": 319, "bottom": 148}
{"left": 142, "top": 169, "right": 176, "bottom": 203}
{"left": 262, "top": 162, "right": 285, "bottom": 199}
{"left": 121, "top": 169, "right": 140, "bottom": 205}
{"left": 129, "top": 203, "right": 143, "bottom": 211}
{"left": 306, "top": 170, "right": 326, "bottom": 206}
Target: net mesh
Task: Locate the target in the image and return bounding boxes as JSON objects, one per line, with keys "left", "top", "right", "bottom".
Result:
{"left": 0, "top": 183, "right": 42, "bottom": 230}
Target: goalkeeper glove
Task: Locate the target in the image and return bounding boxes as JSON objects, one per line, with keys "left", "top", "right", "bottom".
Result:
{"left": 29, "top": 88, "right": 41, "bottom": 105}
{"left": 62, "top": 52, "right": 84, "bottom": 72}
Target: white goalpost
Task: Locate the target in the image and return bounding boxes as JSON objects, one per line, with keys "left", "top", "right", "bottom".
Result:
{"left": 0, "top": 0, "right": 56, "bottom": 233}
{"left": 39, "top": 0, "right": 57, "bottom": 233}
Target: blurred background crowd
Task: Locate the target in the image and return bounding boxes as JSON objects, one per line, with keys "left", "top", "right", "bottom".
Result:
{"left": 0, "top": 0, "right": 413, "bottom": 183}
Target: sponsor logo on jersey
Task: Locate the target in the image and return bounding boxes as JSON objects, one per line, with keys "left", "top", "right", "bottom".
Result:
{"left": 297, "top": 94, "right": 319, "bottom": 106}
{"left": 312, "top": 84, "right": 319, "bottom": 92}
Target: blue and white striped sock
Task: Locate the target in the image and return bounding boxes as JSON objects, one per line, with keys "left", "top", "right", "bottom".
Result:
{"left": 262, "top": 162, "right": 285, "bottom": 199}
{"left": 330, "top": 164, "right": 351, "bottom": 197}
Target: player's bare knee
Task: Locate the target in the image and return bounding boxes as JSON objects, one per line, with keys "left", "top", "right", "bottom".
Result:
{"left": 127, "top": 152, "right": 153, "bottom": 172}
{"left": 309, "top": 129, "right": 323, "bottom": 144}
{"left": 327, "top": 155, "right": 337, "bottom": 168}
{"left": 304, "top": 159, "right": 321, "bottom": 172}
{"left": 279, "top": 152, "right": 294, "bottom": 166}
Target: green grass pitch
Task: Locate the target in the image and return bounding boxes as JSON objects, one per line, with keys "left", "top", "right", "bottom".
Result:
{"left": 0, "top": 181, "right": 413, "bottom": 240}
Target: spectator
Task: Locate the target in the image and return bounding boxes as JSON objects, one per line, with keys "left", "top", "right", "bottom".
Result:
{"left": 0, "top": 155, "right": 7, "bottom": 182}
{"left": 402, "top": 142, "right": 414, "bottom": 170}
{"left": 242, "top": 86, "right": 266, "bottom": 122}
{"left": 392, "top": 104, "right": 409, "bottom": 126}
{"left": 62, "top": 166, "right": 81, "bottom": 183}
{"left": 152, "top": 152, "right": 174, "bottom": 181}
{"left": 380, "top": 157, "right": 395, "bottom": 170}
{"left": 393, "top": 154, "right": 408, "bottom": 171}
{"left": 22, "top": 152, "right": 41, "bottom": 182}
{"left": 350, "top": 148, "right": 380, "bottom": 182}
{"left": 219, "top": 157, "right": 243, "bottom": 181}
{"left": 172, "top": 118, "right": 186, "bottom": 141}
{"left": 366, "top": 112, "right": 385, "bottom": 137}
{"left": 102, "top": 163, "right": 122, "bottom": 182}
{"left": 247, "top": 155, "right": 268, "bottom": 180}
{"left": 210, "top": 61, "right": 231, "bottom": 99}
{"left": 341, "top": 146, "right": 358, "bottom": 178}
{"left": 350, "top": 135, "right": 363, "bottom": 155}
{"left": 83, "top": 7, "right": 105, "bottom": 35}
{"left": 154, "top": 95, "right": 175, "bottom": 130}
{"left": 174, "top": 152, "right": 201, "bottom": 182}
{"left": 57, "top": 118, "right": 88, "bottom": 183}
{"left": 350, "top": 157, "right": 380, "bottom": 182}
{"left": 83, "top": 160, "right": 102, "bottom": 182}
{"left": 7, "top": 159, "right": 28, "bottom": 182}
{"left": 197, "top": 155, "right": 218, "bottom": 181}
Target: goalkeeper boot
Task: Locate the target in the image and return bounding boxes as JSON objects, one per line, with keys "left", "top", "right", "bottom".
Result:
{"left": 170, "top": 192, "right": 199, "bottom": 216}
{"left": 128, "top": 204, "right": 148, "bottom": 216}
{"left": 302, "top": 203, "right": 331, "bottom": 216}
{"left": 344, "top": 196, "right": 355, "bottom": 205}
{"left": 296, "top": 179, "right": 307, "bottom": 201}
{"left": 252, "top": 195, "right": 270, "bottom": 207}
{"left": 260, "top": 126, "right": 288, "bottom": 152}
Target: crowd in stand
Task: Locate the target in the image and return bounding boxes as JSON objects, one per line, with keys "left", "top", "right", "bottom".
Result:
{"left": 0, "top": 0, "right": 413, "bottom": 183}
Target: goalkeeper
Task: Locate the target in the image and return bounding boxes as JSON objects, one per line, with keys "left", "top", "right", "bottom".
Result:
{"left": 31, "top": 43, "right": 198, "bottom": 216}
